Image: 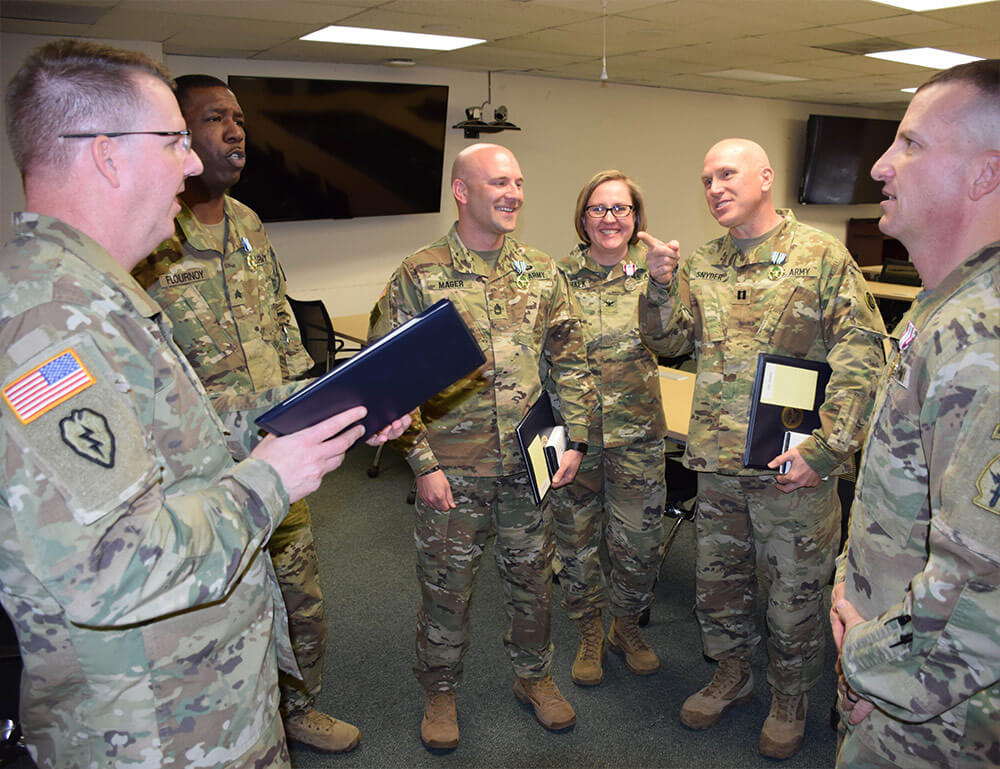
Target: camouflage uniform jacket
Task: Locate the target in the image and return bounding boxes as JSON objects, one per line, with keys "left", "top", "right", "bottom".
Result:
{"left": 369, "top": 224, "right": 597, "bottom": 477}
{"left": 0, "top": 214, "right": 295, "bottom": 768}
{"left": 835, "top": 243, "right": 1000, "bottom": 769}
{"left": 133, "top": 196, "right": 312, "bottom": 396}
{"left": 553, "top": 241, "right": 666, "bottom": 449}
{"left": 640, "top": 209, "right": 885, "bottom": 477}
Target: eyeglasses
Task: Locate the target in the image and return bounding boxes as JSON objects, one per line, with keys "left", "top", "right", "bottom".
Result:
{"left": 59, "top": 130, "right": 192, "bottom": 152}
{"left": 584, "top": 204, "right": 634, "bottom": 219}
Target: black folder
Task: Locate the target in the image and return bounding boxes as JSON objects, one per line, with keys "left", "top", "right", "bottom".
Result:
{"left": 743, "top": 353, "right": 832, "bottom": 470}
{"left": 255, "top": 299, "right": 485, "bottom": 443}
{"left": 515, "top": 390, "right": 567, "bottom": 505}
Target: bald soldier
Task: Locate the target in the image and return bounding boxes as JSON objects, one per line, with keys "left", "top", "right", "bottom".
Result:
{"left": 642, "top": 139, "right": 886, "bottom": 759}
{"left": 831, "top": 59, "right": 1000, "bottom": 769}
{"left": 369, "top": 143, "right": 597, "bottom": 750}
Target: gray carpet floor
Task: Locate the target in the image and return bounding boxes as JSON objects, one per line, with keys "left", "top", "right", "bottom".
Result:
{"left": 286, "top": 446, "right": 841, "bottom": 769}
{"left": 6, "top": 445, "right": 842, "bottom": 769}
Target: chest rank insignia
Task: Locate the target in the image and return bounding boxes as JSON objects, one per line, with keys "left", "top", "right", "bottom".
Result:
{"left": 513, "top": 259, "right": 529, "bottom": 289}
{"left": 768, "top": 264, "right": 784, "bottom": 281}
{"left": 623, "top": 261, "right": 638, "bottom": 292}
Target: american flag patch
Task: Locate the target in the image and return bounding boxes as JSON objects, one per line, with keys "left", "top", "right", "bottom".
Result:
{"left": 3, "top": 349, "right": 95, "bottom": 424}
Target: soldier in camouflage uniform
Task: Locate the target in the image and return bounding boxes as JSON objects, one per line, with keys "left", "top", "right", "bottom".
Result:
{"left": 548, "top": 170, "right": 677, "bottom": 686}
{"left": 369, "top": 144, "right": 598, "bottom": 750}
{"left": 831, "top": 59, "right": 1000, "bottom": 769}
{"left": 131, "top": 75, "right": 357, "bottom": 754}
{"left": 0, "top": 41, "right": 406, "bottom": 768}
{"left": 641, "top": 139, "right": 885, "bottom": 759}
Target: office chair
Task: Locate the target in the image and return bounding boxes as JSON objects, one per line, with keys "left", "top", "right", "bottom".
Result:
{"left": 286, "top": 296, "right": 357, "bottom": 377}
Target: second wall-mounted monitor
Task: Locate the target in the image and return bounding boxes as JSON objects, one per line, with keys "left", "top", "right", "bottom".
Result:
{"left": 228, "top": 75, "right": 449, "bottom": 222}
{"left": 798, "top": 114, "right": 899, "bottom": 205}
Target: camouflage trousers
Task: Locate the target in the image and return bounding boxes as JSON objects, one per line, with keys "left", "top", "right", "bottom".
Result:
{"left": 694, "top": 472, "right": 839, "bottom": 695}
{"left": 268, "top": 498, "right": 327, "bottom": 716}
{"left": 413, "top": 472, "right": 554, "bottom": 692}
{"left": 550, "top": 439, "right": 666, "bottom": 619}
{"left": 836, "top": 730, "right": 907, "bottom": 768}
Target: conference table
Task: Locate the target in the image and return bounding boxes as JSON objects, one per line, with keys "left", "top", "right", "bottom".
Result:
{"left": 865, "top": 278, "right": 922, "bottom": 303}
{"left": 659, "top": 366, "right": 696, "bottom": 443}
{"left": 331, "top": 313, "right": 370, "bottom": 344}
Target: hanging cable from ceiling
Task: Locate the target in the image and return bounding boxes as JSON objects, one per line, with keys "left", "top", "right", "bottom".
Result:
{"left": 600, "top": 0, "right": 609, "bottom": 81}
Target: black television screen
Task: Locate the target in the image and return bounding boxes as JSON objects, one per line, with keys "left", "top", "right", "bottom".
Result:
{"left": 227, "top": 76, "right": 449, "bottom": 221}
{"left": 798, "top": 114, "right": 899, "bottom": 205}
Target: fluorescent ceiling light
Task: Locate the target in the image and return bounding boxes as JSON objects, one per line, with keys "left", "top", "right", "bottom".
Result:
{"left": 869, "top": 0, "right": 994, "bottom": 11}
{"left": 702, "top": 69, "right": 806, "bottom": 83}
{"left": 865, "top": 47, "right": 984, "bottom": 68}
{"left": 301, "top": 25, "right": 484, "bottom": 51}
{"left": 901, "top": 86, "right": 919, "bottom": 93}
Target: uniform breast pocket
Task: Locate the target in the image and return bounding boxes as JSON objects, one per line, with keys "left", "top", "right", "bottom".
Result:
{"left": 692, "top": 295, "right": 726, "bottom": 346}
{"left": 858, "top": 374, "right": 926, "bottom": 543}
{"left": 758, "top": 284, "right": 821, "bottom": 356}
{"left": 495, "top": 280, "right": 550, "bottom": 348}
{"left": 168, "top": 287, "right": 236, "bottom": 368}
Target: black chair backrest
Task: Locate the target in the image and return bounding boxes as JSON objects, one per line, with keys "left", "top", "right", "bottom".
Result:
{"left": 286, "top": 296, "right": 342, "bottom": 377}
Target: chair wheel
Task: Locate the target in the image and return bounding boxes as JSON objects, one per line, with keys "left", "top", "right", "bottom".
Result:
{"left": 638, "top": 606, "right": 651, "bottom": 627}
{"left": 366, "top": 466, "right": 379, "bottom": 478}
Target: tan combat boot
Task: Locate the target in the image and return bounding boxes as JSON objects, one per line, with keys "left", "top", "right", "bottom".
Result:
{"left": 420, "top": 690, "right": 459, "bottom": 750}
{"left": 759, "top": 691, "right": 807, "bottom": 759}
{"left": 680, "top": 656, "right": 754, "bottom": 729}
{"left": 571, "top": 611, "right": 606, "bottom": 686}
{"left": 283, "top": 708, "right": 361, "bottom": 753}
{"left": 607, "top": 615, "right": 660, "bottom": 675}
{"left": 513, "top": 675, "right": 576, "bottom": 731}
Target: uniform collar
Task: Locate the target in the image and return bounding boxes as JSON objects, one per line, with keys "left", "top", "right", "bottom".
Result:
{"left": 718, "top": 208, "right": 797, "bottom": 268}
{"left": 174, "top": 196, "right": 236, "bottom": 253}
{"left": 564, "top": 241, "right": 647, "bottom": 279}
{"left": 12, "top": 211, "right": 161, "bottom": 318}
{"left": 446, "top": 222, "right": 526, "bottom": 277}
{"left": 916, "top": 240, "right": 999, "bottom": 312}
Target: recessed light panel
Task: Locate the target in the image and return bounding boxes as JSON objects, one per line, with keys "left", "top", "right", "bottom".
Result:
{"left": 865, "top": 47, "right": 984, "bottom": 68}
{"left": 301, "top": 25, "right": 485, "bottom": 51}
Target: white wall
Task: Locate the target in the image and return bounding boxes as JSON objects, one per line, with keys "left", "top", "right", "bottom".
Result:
{"left": 2, "top": 33, "right": 900, "bottom": 316}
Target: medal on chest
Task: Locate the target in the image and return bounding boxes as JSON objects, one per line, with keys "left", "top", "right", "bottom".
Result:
{"left": 623, "top": 261, "right": 638, "bottom": 292}
{"left": 513, "top": 259, "right": 529, "bottom": 289}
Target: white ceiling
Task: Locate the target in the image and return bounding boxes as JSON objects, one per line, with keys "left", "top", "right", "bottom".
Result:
{"left": 3, "top": 0, "right": 999, "bottom": 108}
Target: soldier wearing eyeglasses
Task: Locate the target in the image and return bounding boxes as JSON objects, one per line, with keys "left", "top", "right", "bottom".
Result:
{"left": 0, "top": 40, "right": 407, "bottom": 769}
{"left": 547, "top": 170, "right": 678, "bottom": 688}
{"left": 642, "top": 138, "right": 886, "bottom": 759}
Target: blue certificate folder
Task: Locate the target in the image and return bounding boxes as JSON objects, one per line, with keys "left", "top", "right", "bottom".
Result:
{"left": 255, "top": 299, "right": 486, "bottom": 443}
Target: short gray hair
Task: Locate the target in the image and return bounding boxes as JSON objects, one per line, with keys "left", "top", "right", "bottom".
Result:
{"left": 5, "top": 39, "right": 173, "bottom": 176}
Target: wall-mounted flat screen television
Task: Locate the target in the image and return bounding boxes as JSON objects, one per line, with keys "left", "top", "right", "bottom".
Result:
{"left": 798, "top": 114, "right": 899, "bottom": 205}
{"left": 227, "top": 76, "right": 449, "bottom": 221}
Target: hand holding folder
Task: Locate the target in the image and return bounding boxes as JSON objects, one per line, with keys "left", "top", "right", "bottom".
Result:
{"left": 516, "top": 391, "right": 576, "bottom": 505}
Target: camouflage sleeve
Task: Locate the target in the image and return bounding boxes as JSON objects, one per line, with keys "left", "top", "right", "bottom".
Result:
{"left": 542, "top": 269, "right": 598, "bottom": 444}
{"left": 271, "top": 251, "right": 313, "bottom": 381}
{"left": 799, "top": 253, "right": 886, "bottom": 477}
{"left": 367, "top": 269, "right": 435, "bottom": 473}
{"left": 0, "top": 303, "right": 289, "bottom": 629}
{"left": 638, "top": 259, "right": 697, "bottom": 359}
{"left": 841, "top": 365, "right": 1000, "bottom": 721}
{"left": 211, "top": 381, "right": 305, "bottom": 459}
